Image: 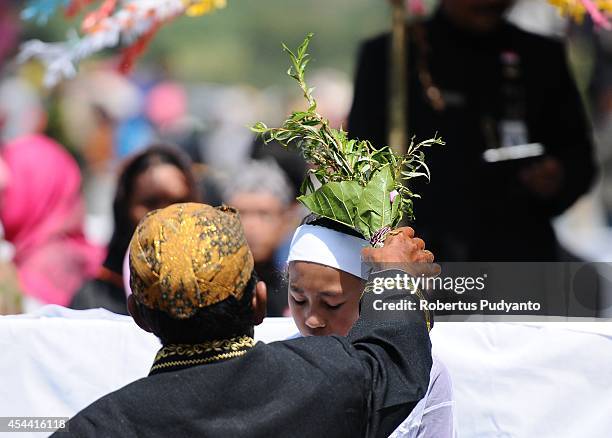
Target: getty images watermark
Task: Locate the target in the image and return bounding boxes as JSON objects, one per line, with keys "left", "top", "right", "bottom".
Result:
{"left": 370, "top": 272, "right": 542, "bottom": 313}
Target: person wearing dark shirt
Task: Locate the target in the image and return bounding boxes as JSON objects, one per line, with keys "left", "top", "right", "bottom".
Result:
{"left": 222, "top": 159, "right": 300, "bottom": 316}
{"left": 56, "top": 203, "right": 433, "bottom": 438}
{"left": 349, "top": 0, "right": 596, "bottom": 261}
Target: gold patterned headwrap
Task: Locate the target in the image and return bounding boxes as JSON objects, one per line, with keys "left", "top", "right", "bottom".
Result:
{"left": 129, "top": 203, "right": 254, "bottom": 319}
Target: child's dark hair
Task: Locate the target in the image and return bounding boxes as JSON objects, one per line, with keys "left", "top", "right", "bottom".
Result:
{"left": 300, "top": 213, "right": 365, "bottom": 239}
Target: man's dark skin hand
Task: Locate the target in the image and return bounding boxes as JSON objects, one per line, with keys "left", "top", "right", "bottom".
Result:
{"left": 361, "top": 227, "right": 441, "bottom": 278}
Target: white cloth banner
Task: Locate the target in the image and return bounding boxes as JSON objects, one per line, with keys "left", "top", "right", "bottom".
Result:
{"left": 1, "top": 306, "right": 612, "bottom": 437}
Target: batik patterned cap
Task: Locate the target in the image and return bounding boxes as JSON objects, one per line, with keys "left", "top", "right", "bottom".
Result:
{"left": 129, "top": 203, "right": 254, "bottom": 319}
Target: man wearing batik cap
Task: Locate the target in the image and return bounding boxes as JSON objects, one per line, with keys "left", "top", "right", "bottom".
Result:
{"left": 58, "top": 202, "right": 434, "bottom": 438}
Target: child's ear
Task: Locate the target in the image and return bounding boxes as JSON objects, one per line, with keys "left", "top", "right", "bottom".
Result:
{"left": 252, "top": 281, "right": 268, "bottom": 325}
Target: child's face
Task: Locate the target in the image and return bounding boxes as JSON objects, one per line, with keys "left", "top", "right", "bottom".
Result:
{"left": 288, "top": 261, "right": 365, "bottom": 337}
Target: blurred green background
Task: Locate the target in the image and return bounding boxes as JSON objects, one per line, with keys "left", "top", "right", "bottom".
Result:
{"left": 24, "top": 0, "right": 400, "bottom": 87}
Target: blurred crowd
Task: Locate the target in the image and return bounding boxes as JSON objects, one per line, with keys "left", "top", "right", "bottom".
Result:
{"left": 0, "top": 28, "right": 356, "bottom": 316}
{"left": 1, "top": 0, "right": 612, "bottom": 316}
{"left": 0, "top": 59, "right": 326, "bottom": 315}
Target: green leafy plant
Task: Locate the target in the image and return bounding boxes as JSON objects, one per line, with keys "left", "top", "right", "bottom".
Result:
{"left": 252, "top": 33, "right": 444, "bottom": 242}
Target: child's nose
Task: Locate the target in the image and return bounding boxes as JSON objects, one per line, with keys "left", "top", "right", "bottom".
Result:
{"left": 305, "top": 314, "right": 326, "bottom": 329}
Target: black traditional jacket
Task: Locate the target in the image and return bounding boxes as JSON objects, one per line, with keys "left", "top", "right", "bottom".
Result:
{"left": 55, "top": 270, "right": 431, "bottom": 438}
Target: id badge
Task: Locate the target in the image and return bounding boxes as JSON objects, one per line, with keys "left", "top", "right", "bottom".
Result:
{"left": 482, "top": 119, "right": 543, "bottom": 163}
{"left": 499, "top": 119, "right": 528, "bottom": 147}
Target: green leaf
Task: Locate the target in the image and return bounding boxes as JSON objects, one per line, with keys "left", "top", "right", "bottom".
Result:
{"left": 250, "top": 122, "right": 268, "bottom": 133}
{"left": 254, "top": 33, "right": 442, "bottom": 234}
{"left": 401, "top": 197, "right": 414, "bottom": 221}
{"left": 297, "top": 33, "right": 314, "bottom": 58}
{"left": 297, "top": 180, "right": 363, "bottom": 230}
{"left": 391, "top": 192, "right": 401, "bottom": 227}
{"left": 299, "top": 173, "right": 315, "bottom": 195}
{"left": 355, "top": 165, "right": 396, "bottom": 240}
{"left": 417, "top": 160, "right": 431, "bottom": 180}
{"left": 401, "top": 171, "right": 429, "bottom": 179}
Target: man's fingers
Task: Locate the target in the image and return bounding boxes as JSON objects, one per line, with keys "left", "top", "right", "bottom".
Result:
{"left": 419, "top": 262, "right": 441, "bottom": 278}
{"left": 415, "top": 249, "right": 434, "bottom": 263}
{"left": 361, "top": 247, "right": 375, "bottom": 261}
{"left": 387, "top": 226, "right": 415, "bottom": 241}
{"left": 412, "top": 238, "right": 426, "bottom": 251}
{"left": 399, "top": 227, "right": 415, "bottom": 238}
{"left": 407, "top": 262, "right": 441, "bottom": 278}
{"left": 362, "top": 229, "right": 437, "bottom": 277}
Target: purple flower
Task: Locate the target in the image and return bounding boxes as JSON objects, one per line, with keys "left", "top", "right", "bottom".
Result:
{"left": 390, "top": 190, "right": 399, "bottom": 204}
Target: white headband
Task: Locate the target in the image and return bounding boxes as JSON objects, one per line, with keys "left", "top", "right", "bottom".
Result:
{"left": 287, "top": 225, "right": 370, "bottom": 280}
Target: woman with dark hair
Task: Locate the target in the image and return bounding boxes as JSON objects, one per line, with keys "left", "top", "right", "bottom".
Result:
{"left": 71, "top": 145, "right": 198, "bottom": 314}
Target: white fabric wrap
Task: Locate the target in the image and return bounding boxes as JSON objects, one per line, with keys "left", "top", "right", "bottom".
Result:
{"left": 287, "top": 225, "right": 370, "bottom": 280}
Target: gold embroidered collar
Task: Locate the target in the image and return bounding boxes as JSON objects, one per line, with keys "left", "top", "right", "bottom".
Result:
{"left": 149, "top": 335, "right": 255, "bottom": 375}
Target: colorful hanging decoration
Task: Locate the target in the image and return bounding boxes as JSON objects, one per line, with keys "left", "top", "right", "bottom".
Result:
{"left": 18, "top": 0, "right": 227, "bottom": 87}
{"left": 21, "top": 0, "right": 70, "bottom": 24}
{"left": 548, "top": 0, "right": 612, "bottom": 29}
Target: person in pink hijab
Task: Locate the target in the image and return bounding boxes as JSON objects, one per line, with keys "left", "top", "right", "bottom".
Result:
{"left": 0, "top": 134, "right": 104, "bottom": 306}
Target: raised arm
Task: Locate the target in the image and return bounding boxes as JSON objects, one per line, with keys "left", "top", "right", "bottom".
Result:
{"left": 349, "top": 227, "right": 437, "bottom": 438}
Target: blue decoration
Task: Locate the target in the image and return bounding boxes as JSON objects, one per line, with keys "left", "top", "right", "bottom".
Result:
{"left": 21, "top": 0, "right": 70, "bottom": 24}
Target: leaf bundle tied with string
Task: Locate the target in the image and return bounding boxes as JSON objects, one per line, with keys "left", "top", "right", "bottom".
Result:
{"left": 252, "top": 33, "right": 444, "bottom": 244}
